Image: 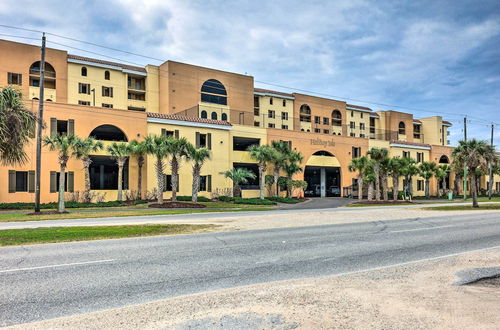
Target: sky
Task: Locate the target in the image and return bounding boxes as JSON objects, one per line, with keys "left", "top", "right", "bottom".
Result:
{"left": 1, "top": 0, "right": 499, "bottom": 146}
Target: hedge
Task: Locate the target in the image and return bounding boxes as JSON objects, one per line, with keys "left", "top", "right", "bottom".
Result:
{"left": 0, "top": 200, "right": 147, "bottom": 210}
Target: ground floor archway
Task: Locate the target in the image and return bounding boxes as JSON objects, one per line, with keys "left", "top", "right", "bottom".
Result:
{"left": 304, "top": 166, "right": 341, "bottom": 197}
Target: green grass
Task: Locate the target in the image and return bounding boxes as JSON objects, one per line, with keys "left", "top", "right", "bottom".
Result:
{"left": 0, "top": 224, "right": 219, "bottom": 246}
{"left": 422, "top": 204, "right": 500, "bottom": 211}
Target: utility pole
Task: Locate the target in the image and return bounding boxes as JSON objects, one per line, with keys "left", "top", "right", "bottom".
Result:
{"left": 488, "top": 124, "right": 494, "bottom": 200}
{"left": 463, "top": 116, "right": 467, "bottom": 200}
{"left": 34, "top": 33, "right": 46, "bottom": 213}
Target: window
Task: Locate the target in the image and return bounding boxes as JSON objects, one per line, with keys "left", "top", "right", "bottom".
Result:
{"left": 254, "top": 96, "right": 259, "bottom": 108}
{"left": 350, "top": 121, "right": 355, "bottom": 129}
{"left": 416, "top": 152, "right": 424, "bottom": 163}
{"left": 221, "top": 113, "right": 228, "bottom": 121}
{"left": 7, "top": 72, "right": 22, "bottom": 85}
{"left": 162, "top": 175, "right": 176, "bottom": 192}
{"left": 413, "top": 124, "right": 421, "bottom": 139}
{"left": 78, "top": 100, "right": 90, "bottom": 106}
{"left": 268, "top": 110, "right": 275, "bottom": 118}
{"left": 350, "top": 132, "right": 356, "bottom": 137}
{"left": 360, "top": 123, "right": 365, "bottom": 130}
{"left": 233, "top": 137, "right": 260, "bottom": 151}
{"left": 102, "top": 103, "right": 113, "bottom": 108}
{"left": 50, "top": 118, "right": 74, "bottom": 136}
{"left": 104, "top": 71, "right": 110, "bottom": 80}
{"left": 439, "top": 155, "right": 449, "bottom": 164}
{"left": 15, "top": 171, "right": 28, "bottom": 192}
{"left": 398, "top": 121, "right": 406, "bottom": 135}
{"left": 254, "top": 108, "right": 260, "bottom": 116}
{"left": 403, "top": 151, "right": 410, "bottom": 158}
{"left": 57, "top": 120, "right": 68, "bottom": 135}
{"left": 314, "top": 128, "right": 321, "bottom": 133}
{"left": 199, "top": 176, "right": 207, "bottom": 191}
{"left": 314, "top": 116, "right": 320, "bottom": 124}
{"left": 79, "top": 83, "right": 90, "bottom": 94}
{"left": 352, "top": 147, "right": 361, "bottom": 158}
{"left": 323, "top": 129, "right": 329, "bottom": 134}
{"left": 29, "top": 61, "right": 56, "bottom": 88}
{"left": 331, "top": 110, "right": 342, "bottom": 126}
{"left": 323, "top": 117, "right": 329, "bottom": 125}
{"left": 89, "top": 156, "right": 128, "bottom": 190}
{"left": 281, "top": 125, "right": 288, "bottom": 130}
{"left": 360, "top": 134, "right": 366, "bottom": 138}
{"left": 351, "top": 111, "right": 354, "bottom": 117}
{"left": 128, "top": 92, "right": 145, "bottom": 101}
{"left": 56, "top": 172, "right": 68, "bottom": 192}
{"left": 360, "top": 113, "right": 364, "bottom": 119}
{"left": 269, "top": 97, "right": 273, "bottom": 105}
{"left": 8, "top": 170, "right": 35, "bottom": 193}
{"left": 90, "top": 125, "right": 127, "bottom": 141}
{"left": 282, "top": 99, "right": 286, "bottom": 107}
{"left": 195, "top": 132, "right": 211, "bottom": 149}
{"left": 201, "top": 79, "right": 227, "bottom": 105}
{"left": 200, "top": 110, "right": 207, "bottom": 119}
{"left": 254, "top": 121, "right": 260, "bottom": 127}
{"left": 211, "top": 112, "right": 218, "bottom": 120}
{"left": 102, "top": 86, "right": 113, "bottom": 97}
{"left": 81, "top": 67, "right": 87, "bottom": 76}
{"left": 417, "top": 180, "right": 424, "bottom": 191}
{"left": 233, "top": 163, "right": 259, "bottom": 189}
{"left": 268, "top": 123, "right": 276, "bottom": 128}
{"left": 281, "top": 112, "right": 288, "bottom": 120}
{"left": 300, "top": 104, "right": 311, "bottom": 122}
{"left": 161, "top": 129, "right": 175, "bottom": 137}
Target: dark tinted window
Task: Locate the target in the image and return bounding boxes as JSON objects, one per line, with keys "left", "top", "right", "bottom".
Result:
{"left": 233, "top": 137, "right": 260, "bottom": 151}
{"left": 90, "top": 125, "right": 127, "bottom": 141}
{"left": 15, "top": 171, "right": 28, "bottom": 192}
{"left": 89, "top": 156, "right": 129, "bottom": 190}
{"left": 233, "top": 163, "right": 259, "bottom": 189}
{"left": 201, "top": 79, "right": 227, "bottom": 95}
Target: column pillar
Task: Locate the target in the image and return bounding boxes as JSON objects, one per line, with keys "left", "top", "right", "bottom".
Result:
{"left": 320, "top": 168, "right": 326, "bottom": 198}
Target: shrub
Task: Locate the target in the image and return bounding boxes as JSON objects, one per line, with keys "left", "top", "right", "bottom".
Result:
{"left": 176, "top": 195, "right": 211, "bottom": 202}
{"left": 266, "top": 197, "right": 304, "bottom": 204}
{"left": 233, "top": 197, "right": 276, "bottom": 205}
{"left": 217, "top": 196, "right": 235, "bottom": 202}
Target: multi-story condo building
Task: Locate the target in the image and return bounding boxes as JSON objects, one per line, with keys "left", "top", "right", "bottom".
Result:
{"left": 1, "top": 39, "right": 497, "bottom": 203}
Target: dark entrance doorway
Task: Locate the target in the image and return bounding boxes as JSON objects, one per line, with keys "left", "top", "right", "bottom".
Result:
{"left": 304, "top": 166, "right": 341, "bottom": 197}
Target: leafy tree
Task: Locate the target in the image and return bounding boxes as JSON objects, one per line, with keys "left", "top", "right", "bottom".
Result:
{"left": 248, "top": 144, "right": 277, "bottom": 199}
{"left": 144, "top": 135, "right": 170, "bottom": 204}
{"left": 270, "top": 141, "right": 290, "bottom": 196}
{"left": 434, "top": 164, "right": 451, "bottom": 197}
{"left": 166, "top": 137, "right": 190, "bottom": 202}
{"left": 380, "top": 158, "right": 391, "bottom": 201}
{"left": 74, "top": 137, "right": 103, "bottom": 203}
{"left": 400, "top": 157, "right": 419, "bottom": 199}
{"left": 43, "top": 134, "right": 80, "bottom": 212}
{"left": 186, "top": 144, "right": 211, "bottom": 202}
{"left": 107, "top": 142, "right": 131, "bottom": 202}
{"left": 348, "top": 156, "right": 368, "bottom": 200}
{"left": 419, "top": 161, "right": 437, "bottom": 198}
{"left": 453, "top": 139, "right": 496, "bottom": 207}
{"left": 283, "top": 151, "right": 304, "bottom": 197}
{"left": 388, "top": 157, "right": 404, "bottom": 201}
{"left": 265, "top": 174, "right": 275, "bottom": 196}
{"left": 0, "top": 87, "right": 37, "bottom": 165}
{"left": 224, "top": 168, "right": 256, "bottom": 197}
{"left": 367, "top": 147, "right": 389, "bottom": 201}
{"left": 128, "top": 140, "right": 148, "bottom": 200}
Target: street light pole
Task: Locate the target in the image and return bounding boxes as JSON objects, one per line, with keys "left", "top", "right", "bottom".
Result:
{"left": 463, "top": 117, "right": 467, "bottom": 200}
{"left": 34, "top": 32, "right": 46, "bottom": 213}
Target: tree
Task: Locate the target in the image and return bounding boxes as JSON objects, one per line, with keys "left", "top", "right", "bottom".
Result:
{"left": 270, "top": 141, "right": 290, "bottom": 196}
{"left": 388, "top": 157, "right": 404, "bottom": 201}
{"left": 434, "top": 164, "right": 451, "bottom": 197}
{"left": 144, "top": 135, "right": 170, "bottom": 204}
{"left": 488, "top": 161, "right": 500, "bottom": 199}
{"left": 380, "top": 158, "right": 391, "bottom": 201}
{"left": 43, "top": 134, "right": 79, "bottom": 212}
{"left": 283, "top": 151, "right": 304, "bottom": 197}
{"left": 362, "top": 160, "right": 376, "bottom": 201}
{"left": 107, "top": 142, "right": 131, "bottom": 202}
{"left": 0, "top": 87, "right": 37, "bottom": 165}
{"left": 224, "top": 168, "right": 256, "bottom": 197}
{"left": 367, "top": 147, "right": 389, "bottom": 201}
{"left": 186, "top": 144, "right": 211, "bottom": 203}
{"left": 400, "top": 157, "right": 419, "bottom": 199}
{"left": 166, "top": 137, "right": 190, "bottom": 202}
{"left": 74, "top": 137, "right": 103, "bottom": 203}
{"left": 248, "top": 144, "right": 277, "bottom": 199}
{"left": 452, "top": 139, "right": 496, "bottom": 207}
{"left": 129, "top": 140, "right": 148, "bottom": 200}
{"left": 419, "top": 161, "right": 437, "bottom": 198}
{"left": 348, "top": 156, "right": 368, "bottom": 201}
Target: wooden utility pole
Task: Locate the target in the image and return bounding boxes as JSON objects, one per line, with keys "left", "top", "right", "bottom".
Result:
{"left": 463, "top": 117, "right": 467, "bottom": 200}
{"left": 34, "top": 32, "right": 46, "bottom": 212}
{"left": 488, "top": 124, "right": 494, "bottom": 200}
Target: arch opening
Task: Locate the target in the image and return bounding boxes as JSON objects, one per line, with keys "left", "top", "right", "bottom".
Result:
{"left": 29, "top": 61, "right": 56, "bottom": 88}
{"left": 201, "top": 79, "right": 227, "bottom": 105}
{"left": 439, "top": 155, "right": 449, "bottom": 163}
{"left": 89, "top": 125, "right": 128, "bottom": 142}
{"left": 398, "top": 121, "right": 406, "bottom": 135}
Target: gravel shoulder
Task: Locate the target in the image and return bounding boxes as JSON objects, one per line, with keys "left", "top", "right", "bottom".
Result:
{"left": 10, "top": 248, "right": 500, "bottom": 329}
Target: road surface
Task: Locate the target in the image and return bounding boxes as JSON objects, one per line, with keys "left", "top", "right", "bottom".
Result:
{"left": 1, "top": 211, "right": 499, "bottom": 326}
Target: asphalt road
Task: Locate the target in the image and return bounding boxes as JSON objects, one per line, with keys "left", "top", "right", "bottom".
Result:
{"left": 1, "top": 212, "right": 500, "bottom": 326}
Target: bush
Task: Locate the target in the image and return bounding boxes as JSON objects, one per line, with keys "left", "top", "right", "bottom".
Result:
{"left": 217, "top": 196, "right": 235, "bottom": 202}
{"left": 176, "top": 195, "right": 211, "bottom": 202}
{"left": 0, "top": 200, "right": 148, "bottom": 210}
{"left": 233, "top": 198, "right": 276, "bottom": 205}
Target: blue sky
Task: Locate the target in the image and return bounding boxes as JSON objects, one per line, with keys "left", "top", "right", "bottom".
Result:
{"left": 1, "top": 0, "right": 499, "bottom": 146}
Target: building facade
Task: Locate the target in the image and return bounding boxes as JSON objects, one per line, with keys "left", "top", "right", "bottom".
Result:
{"left": 1, "top": 39, "right": 498, "bottom": 203}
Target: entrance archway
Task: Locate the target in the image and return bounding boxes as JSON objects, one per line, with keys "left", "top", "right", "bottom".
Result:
{"left": 304, "top": 151, "right": 341, "bottom": 197}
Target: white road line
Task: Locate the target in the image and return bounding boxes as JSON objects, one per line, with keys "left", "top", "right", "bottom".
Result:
{"left": 389, "top": 225, "right": 455, "bottom": 233}
{"left": 0, "top": 259, "right": 116, "bottom": 274}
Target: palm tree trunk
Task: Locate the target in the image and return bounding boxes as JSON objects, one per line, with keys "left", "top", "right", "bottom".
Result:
{"left": 357, "top": 175, "right": 363, "bottom": 200}
{"left": 137, "top": 156, "right": 144, "bottom": 200}
{"left": 393, "top": 174, "right": 399, "bottom": 201}
{"left": 171, "top": 156, "right": 179, "bottom": 202}
{"left": 117, "top": 159, "right": 124, "bottom": 202}
{"left": 274, "top": 166, "right": 280, "bottom": 197}
{"left": 471, "top": 171, "right": 479, "bottom": 208}
{"left": 234, "top": 183, "right": 241, "bottom": 198}
{"left": 425, "top": 179, "right": 430, "bottom": 198}
{"left": 437, "top": 179, "right": 441, "bottom": 197}
{"left": 259, "top": 163, "right": 265, "bottom": 199}
{"left": 192, "top": 165, "right": 200, "bottom": 203}
{"left": 83, "top": 157, "right": 92, "bottom": 203}
{"left": 156, "top": 157, "right": 164, "bottom": 204}
{"left": 367, "top": 182, "right": 374, "bottom": 201}
{"left": 58, "top": 164, "right": 66, "bottom": 213}
{"left": 409, "top": 178, "right": 414, "bottom": 197}
{"left": 382, "top": 175, "right": 388, "bottom": 201}
{"left": 375, "top": 167, "right": 380, "bottom": 201}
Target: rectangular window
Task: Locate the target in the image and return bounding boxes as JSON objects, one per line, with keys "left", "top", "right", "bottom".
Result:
{"left": 360, "top": 113, "right": 364, "bottom": 118}
{"left": 195, "top": 132, "right": 211, "bottom": 149}
{"left": 269, "top": 97, "right": 273, "bottom": 105}
{"left": 282, "top": 99, "right": 286, "bottom": 107}
{"left": 254, "top": 96, "right": 259, "bottom": 108}
{"left": 351, "top": 111, "right": 354, "bottom": 117}
{"left": 350, "top": 121, "right": 355, "bottom": 129}
{"left": 7, "top": 72, "right": 22, "bottom": 85}
{"left": 416, "top": 152, "right": 424, "bottom": 163}
{"left": 162, "top": 175, "right": 177, "bottom": 192}
{"left": 56, "top": 172, "right": 68, "bottom": 192}
{"left": 359, "top": 123, "right": 365, "bottom": 130}
{"left": 352, "top": 147, "right": 361, "bottom": 158}
{"left": 102, "top": 103, "right": 113, "bottom": 108}
{"left": 233, "top": 163, "right": 259, "bottom": 189}
{"left": 350, "top": 132, "right": 356, "bottom": 137}
{"left": 268, "top": 123, "right": 275, "bottom": 128}
{"left": 417, "top": 180, "right": 424, "bottom": 191}
{"left": 360, "top": 134, "right": 366, "bottom": 138}
{"left": 323, "top": 117, "right": 329, "bottom": 125}
{"left": 314, "top": 128, "right": 320, "bottom": 133}
{"left": 79, "top": 83, "right": 90, "bottom": 94}
{"left": 314, "top": 116, "right": 320, "bottom": 124}
{"left": 102, "top": 86, "right": 113, "bottom": 97}
{"left": 323, "top": 129, "right": 329, "bottom": 134}
{"left": 403, "top": 151, "right": 410, "bottom": 158}
{"left": 281, "top": 125, "right": 288, "bottom": 130}
{"left": 281, "top": 112, "right": 288, "bottom": 120}
{"left": 254, "top": 108, "right": 260, "bottom": 116}
{"left": 15, "top": 171, "right": 28, "bottom": 192}
{"left": 254, "top": 121, "right": 260, "bottom": 127}
{"left": 78, "top": 100, "right": 91, "bottom": 106}
{"left": 57, "top": 120, "right": 68, "bottom": 135}
{"left": 90, "top": 156, "right": 128, "bottom": 190}
{"left": 199, "top": 176, "right": 207, "bottom": 191}
{"left": 233, "top": 137, "right": 260, "bottom": 151}
{"left": 268, "top": 110, "right": 275, "bottom": 118}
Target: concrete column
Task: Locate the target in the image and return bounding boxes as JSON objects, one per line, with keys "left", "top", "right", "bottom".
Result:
{"left": 320, "top": 168, "right": 326, "bottom": 198}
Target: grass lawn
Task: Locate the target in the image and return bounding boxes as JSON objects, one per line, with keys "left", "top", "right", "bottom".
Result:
{"left": 0, "top": 224, "right": 219, "bottom": 246}
{"left": 0, "top": 207, "right": 273, "bottom": 222}
{"left": 344, "top": 202, "right": 415, "bottom": 207}
{"left": 422, "top": 204, "right": 500, "bottom": 211}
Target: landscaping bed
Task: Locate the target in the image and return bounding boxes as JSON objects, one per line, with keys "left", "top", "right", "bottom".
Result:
{"left": 0, "top": 200, "right": 148, "bottom": 210}
{"left": 149, "top": 202, "right": 206, "bottom": 208}
{"left": 27, "top": 211, "right": 69, "bottom": 216}
{"left": 349, "top": 200, "right": 415, "bottom": 206}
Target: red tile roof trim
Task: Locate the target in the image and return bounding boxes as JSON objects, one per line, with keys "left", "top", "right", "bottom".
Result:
{"left": 68, "top": 54, "right": 146, "bottom": 73}
{"left": 147, "top": 112, "right": 232, "bottom": 126}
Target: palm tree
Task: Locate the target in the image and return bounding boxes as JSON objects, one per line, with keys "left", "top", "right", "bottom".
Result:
{"left": 380, "top": 158, "right": 391, "bottom": 201}
{"left": 0, "top": 87, "right": 37, "bottom": 165}
{"left": 388, "top": 157, "right": 404, "bottom": 201}
{"left": 367, "top": 147, "right": 389, "bottom": 201}
{"left": 224, "top": 168, "right": 256, "bottom": 197}
{"left": 348, "top": 156, "right": 368, "bottom": 200}
{"left": 362, "top": 160, "right": 376, "bottom": 201}
{"left": 248, "top": 144, "right": 277, "bottom": 199}
{"left": 453, "top": 139, "right": 496, "bottom": 207}
{"left": 419, "top": 161, "right": 437, "bottom": 198}
{"left": 166, "top": 137, "right": 190, "bottom": 202}
{"left": 186, "top": 144, "right": 211, "bottom": 202}
{"left": 129, "top": 139, "right": 147, "bottom": 200}
{"left": 43, "top": 134, "right": 79, "bottom": 212}
{"left": 107, "top": 142, "right": 131, "bottom": 202}
{"left": 144, "top": 135, "right": 170, "bottom": 204}
{"left": 270, "top": 141, "right": 290, "bottom": 196}
{"left": 283, "top": 151, "right": 304, "bottom": 197}
{"left": 434, "top": 164, "right": 451, "bottom": 197}
{"left": 74, "top": 137, "right": 103, "bottom": 203}
{"left": 400, "top": 157, "right": 419, "bottom": 199}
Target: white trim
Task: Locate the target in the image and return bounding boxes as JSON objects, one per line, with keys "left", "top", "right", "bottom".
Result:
{"left": 390, "top": 143, "right": 431, "bottom": 150}
{"left": 147, "top": 117, "right": 232, "bottom": 130}
{"left": 369, "top": 113, "right": 380, "bottom": 118}
{"left": 68, "top": 58, "right": 146, "bottom": 76}
{"left": 346, "top": 106, "right": 372, "bottom": 113}
{"left": 442, "top": 123, "right": 452, "bottom": 127}
{"left": 254, "top": 92, "right": 295, "bottom": 100}
{"left": 413, "top": 121, "right": 422, "bottom": 125}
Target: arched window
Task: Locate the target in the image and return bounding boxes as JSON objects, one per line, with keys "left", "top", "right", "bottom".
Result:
{"left": 221, "top": 113, "right": 228, "bottom": 121}
{"left": 89, "top": 125, "right": 128, "bottom": 142}
{"left": 211, "top": 112, "right": 218, "bottom": 120}
{"left": 201, "top": 79, "right": 227, "bottom": 105}
{"left": 439, "top": 155, "right": 449, "bottom": 163}
{"left": 104, "top": 71, "right": 110, "bottom": 80}
{"left": 46, "top": 99, "right": 52, "bottom": 102}
{"left": 200, "top": 110, "right": 207, "bottom": 119}
{"left": 29, "top": 61, "right": 56, "bottom": 88}
{"left": 398, "top": 121, "right": 406, "bottom": 135}
{"left": 313, "top": 150, "right": 334, "bottom": 156}
{"left": 81, "top": 67, "right": 87, "bottom": 76}
{"left": 300, "top": 104, "right": 311, "bottom": 122}
{"left": 32, "top": 97, "right": 39, "bottom": 100}
{"left": 331, "top": 110, "right": 342, "bottom": 126}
